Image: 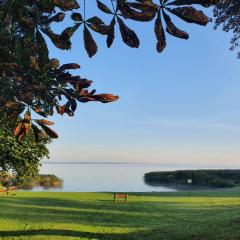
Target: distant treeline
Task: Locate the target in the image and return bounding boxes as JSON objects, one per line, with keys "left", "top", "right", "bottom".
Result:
{"left": 0, "top": 174, "right": 63, "bottom": 190}
{"left": 21, "top": 174, "right": 63, "bottom": 190}
{"left": 144, "top": 170, "right": 240, "bottom": 188}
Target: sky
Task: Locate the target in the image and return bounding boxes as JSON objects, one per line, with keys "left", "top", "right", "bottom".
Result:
{"left": 44, "top": 2, "right": 240, "bottom": 166}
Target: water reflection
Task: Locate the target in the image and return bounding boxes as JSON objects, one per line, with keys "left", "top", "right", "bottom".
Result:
{"left": 38, "top": 162, "right": 240, "bottom": 192}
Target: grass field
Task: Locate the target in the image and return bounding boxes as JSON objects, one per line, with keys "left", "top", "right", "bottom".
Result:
{"left": 0, "top": 189, "right": 240, "bottom": 240}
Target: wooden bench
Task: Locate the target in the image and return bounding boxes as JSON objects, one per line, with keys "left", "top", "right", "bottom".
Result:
{"left": 113, "top": 193, "right": 128, "bottom": 202}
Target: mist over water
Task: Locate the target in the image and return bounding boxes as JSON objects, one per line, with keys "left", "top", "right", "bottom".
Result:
{"left": 38, "top": 162, "right": 240, "bottom": 192}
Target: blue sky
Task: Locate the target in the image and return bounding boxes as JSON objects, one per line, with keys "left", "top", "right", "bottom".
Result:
{"left": 45, "top": 2, "right": 240, "bottom": 166}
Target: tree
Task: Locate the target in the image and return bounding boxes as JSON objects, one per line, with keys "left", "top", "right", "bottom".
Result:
{"left": 0, "top": 0, "right": 218, "bottom": 177}
{"left": 214, "top": 1, "right": 240, "bottom": 58}
{"left": 0, "top": 111, "right": 51, "bottom": 182}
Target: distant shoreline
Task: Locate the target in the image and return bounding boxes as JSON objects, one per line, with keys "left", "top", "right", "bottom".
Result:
{"left": 41, "top": 161, "right": 202, "bottom": 166}
{"left": 41, "top": 162, "right": 240, "bottom": 169}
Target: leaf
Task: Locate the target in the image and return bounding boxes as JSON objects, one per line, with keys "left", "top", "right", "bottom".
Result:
{"left": 75, "top": 79, "right": 93, "bottom": 92}
{"left": 70, "top": 99, "right": 77, "bottom": 112}
{"left": 92, "top": 94, "right": 119, "bottom": 103}
{"left": 78, "top": 96, "right": 96, "bottom": 103}
{"left": 15, "top": 38, "right": 23, "bottom": 65}
{"left": 33, "top": 107, "right": 47, "bottom": 118}
{"left": 53, "top": 0, "right": 80, "bottom": 11}
{"left": 167, "top": 0, "right": 218, "bottom": 8}
{"left": 83, "top": 25, "right": 98, "bottom": 58}
{"left": 36, "top": 30, "right": 49, "bottom": 66}
{"left": 42, "top": 28, "right": 71, "bottom": 50}
{"left": 87, "top": 16, "right": 104, "bottom": 25}
{"left": 87, "top": 23, "right": 110, "bottom": 35}
{"left": 167, "top": 7, "right": 210, "bottom": 26}
{"left": 59, "top": 63, "right": 80, "bottom": 71}
{"left": 38, "top": 123, "right": 59, "bottom": 139}
{"left": 107, "top": 18, "right": 116, "bottom": 48}
{"left": 47, "top": 12, "right": 65, "bottom": 23}
{"left": 96, "top": 0, "right": 113, "bottom": 14}
{"left": 17, "top": 128, "right": 26, "bottom": 141}
{"left": 90, "top": 89, "right": 96, "bottom": 95}
{"left": 119, "top": 1, "right": 156, "bottom": 22}
{"left": 32, "top": 124, "right": 43, "bottom": 143}
{"left": 56, "top": 105, "right": 65, "bottom": 115}
{"left": 127, "top": 1, "right": 158, "bottom": 12}
{"left": 154, "top": 13, "right": 166, "bottom": 53}
{"left": 63, "top": 107, "right": 74, "bottom": 117}
{"left": 14, "top": 122, "right": 23, "bottom": 136}
{"left": 24, "top": 111, "right": 31, "bottom": 122}
{"left": 35, "top": 119, "right": 55, "bottom": 126}
{"left": 71, "top": 12, "right": 83, "bottom": 22}
{"left": 162, "top": 10, "right": 189, "bottom": 39}
{"left": 86, "top": 17, "right": 109, "bottom": 35}
{"left": 38, "top": 0, "right": 54, "bottom": 12}
{"left": 23, "top": 123, "right": 31, "bottom": 134}
{"left": 60, "top": 24, "right": 80, "bottom": 41}
{"left": 117, "top": 17, "right": 140, "bottom": 48}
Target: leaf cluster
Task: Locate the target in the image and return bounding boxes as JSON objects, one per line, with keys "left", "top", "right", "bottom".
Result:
{"left": 214, "top": 0, "right": 240, "bottom": 58}
{"left": 0, "top": 0, "right": 217, "bottom": 141}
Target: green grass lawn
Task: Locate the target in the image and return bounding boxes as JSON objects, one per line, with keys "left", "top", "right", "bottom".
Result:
{"left": 0, "top": 189, "right": 240, "bottom": 240}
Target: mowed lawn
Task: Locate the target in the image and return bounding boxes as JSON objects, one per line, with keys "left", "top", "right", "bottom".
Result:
{"left": 0, "top": 190, "right": 240, "bottom": 240}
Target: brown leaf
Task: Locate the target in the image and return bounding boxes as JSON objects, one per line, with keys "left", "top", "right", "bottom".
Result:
{"left": 56, "top": 105, "right": 65, "bottom": 115}
{"left": 32, "top": 124, "right": 43, "bottom": 143}
{"left": 70, "top": 99, "right": 77, "bottom": 112}
{"left": 71, "top": 12, "right": 83, "bottom": 22}
{"left": 167, "top": 0, "right": 218, "bottom": 8}
{"left": 47, "top": 12, "right": 65, "bottom": 23}
{"left": 24, "top": 111, "right": 31, "bottom": 123}
{"left": 127, "top": 1, "right": 158, "bottom": 12}
{"left": 33, "top": 107, "right": 47, "bottom": 118}
{"left": 83, "top": 26, "right": 98, "bottom": 58}
{"left": 167, "top": 7, "right": 210, "bottom": 26}
{"left": 23, "top": 123, "right": 31, "bottom": 135}
{"left": 53, "top": 0, "right": 80, "bottom": 11}
{"left": 162, "top": 10, "right": 189, "bottom": 39}
{"left": 154, "top": 13, "right": 166, "bottom": 53}
{"left": 96, "top": 0, "right": 113, "bottom": 14}
{"left": 75, "top": 79, "right": 93, "bottom": 92}
{"left": 35, "top": 119, "right": 55, "bottom": 126}
{"left": 17, "top": 128, "right": 26, "bottom": 141}
{"left": 64, "top": 107, "right": 74, "bottom": 117}
{"left": 117, "top": 17, "right": 140, "bottom": 48}
{"left": 14, "top": 122, "right": 23, "bottom": 136}
{"left": 59, "top": 63, "right": 80, "bottom": 71}
{"left": 107, "top": 18, "right": 116, "bottom": 48}
{"left": 38, "top": 123, "right": 59, "bottom": 139}
{"left": 87, "top": 16, "right": 104, "bottom": 25}
{"left": 119, "top": 1, "right": 156, "bottom": 22}
{"left": 87, "top": 23, "right": 110, "bottom": 35}
{"left": 42, "top": 28, "right": 71, "bottom": 50}
{"left": 92, "top": 94, "right": 119, "bottom": 103}
{"left": 60, "top": 24, "right": 80, "bottom": 40}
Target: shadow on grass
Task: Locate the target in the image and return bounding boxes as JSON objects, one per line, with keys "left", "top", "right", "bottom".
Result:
{"left": 0, "top": 228, "right": 176, "bottom": 240}
{"left": 0, "top": 195, "right": 240, "bottom": 240}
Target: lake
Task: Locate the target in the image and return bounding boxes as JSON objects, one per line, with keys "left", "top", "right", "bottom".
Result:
{"left": 38, "top": 162, "right": 240, "bottom": 192}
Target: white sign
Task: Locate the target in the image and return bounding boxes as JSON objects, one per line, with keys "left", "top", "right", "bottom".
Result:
{"left": 187, "top": 179, "right": 192, "bottom": 184}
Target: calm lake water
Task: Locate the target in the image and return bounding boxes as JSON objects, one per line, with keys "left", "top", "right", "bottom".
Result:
{"left": 38, "top": 162, "right": 240, "bottom": 192}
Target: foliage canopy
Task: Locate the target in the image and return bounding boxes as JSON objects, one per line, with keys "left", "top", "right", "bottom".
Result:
{"left": 0, "top": 0, "right": 227, "bottom": 178}
{"left": 0, "top": 112, "right": 50, "bottom": 182}
{"left": 0, "top": 0, "right": 218, "bottom": 140}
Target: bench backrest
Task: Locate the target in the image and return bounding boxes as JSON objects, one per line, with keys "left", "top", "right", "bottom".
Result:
{"left": 113, "top": 193, "right": 128, "bottom": 201}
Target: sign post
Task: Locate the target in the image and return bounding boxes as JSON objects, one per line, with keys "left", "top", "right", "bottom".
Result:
{"left": 187, "top": 179, "right": 192, "bottom": 196}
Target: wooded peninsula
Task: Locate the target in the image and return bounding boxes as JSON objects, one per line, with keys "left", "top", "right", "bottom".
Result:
{"left": 144, "top": 170, "right": 240, "bottom": 188}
